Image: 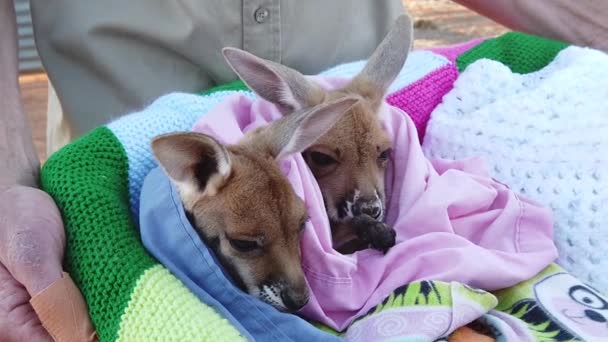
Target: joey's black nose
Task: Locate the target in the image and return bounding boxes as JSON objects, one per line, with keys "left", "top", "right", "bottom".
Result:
{"left": 281, "top": 291, "right": 309, "bottom": 312}
{"left": 355, "top": 198, "right": 383, "bottom": 219}
{"left": 361, "top": 205, "right": 381, "bottom": 219}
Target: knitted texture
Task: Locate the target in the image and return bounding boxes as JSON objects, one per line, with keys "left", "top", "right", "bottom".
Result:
{"left": 429, "top": 38, "right": 485, "bottom": 62}
{"left": 41, "top": 32, "right": 603, "bottom": 339}
{"left": 423, "top": 45, "right": 608, "bottom": 294}
{"left": 199, "top": 80, "right": 248, "bottom": 95}
{"left": 456, "top": 32, "right": 568, "bottom": 73}
{"left": 109, "top": 90, "right": 256, "bottom": 215}
{"left": 107, "top": 49, "right": 457, "bottom": 216}
{"left": 319, "top": 50, "right": 449, "bottom": 93}
{"left": 386, "top": 64, "right": 458, "bottom": 141}
{"left": 41, "top": 126, "right": 242, "bottom": 341}
{"left": 118, "top": 265, "right": 242, "bottom": 341}
{"left": 189, "top": 85, "right": 557, "bottom": 330}
{"left": 40, "top": 44, "right": 466, "bottom": 339}
{"left": 41, "top": 127, "right": 155, "bottom": 341}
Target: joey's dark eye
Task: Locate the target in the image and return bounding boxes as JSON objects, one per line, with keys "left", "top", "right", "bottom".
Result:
{"left": 378, "top": 149, "right": 391, "bottom": 162}
{"left": 229, "top": 238, "right": 260, "bottom": 252}
{"left": 299, "top": 216, "right": 310, "bottom": 232}
{"left": 310, "top": 152, "right": 337, "bottom": 166}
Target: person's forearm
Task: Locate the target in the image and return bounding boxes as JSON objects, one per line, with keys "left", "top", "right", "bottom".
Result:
{"left": 454, "top": 0, "right": 608, "bottom": 51}
{"left": 0, "top": 0, "right": 40, "bottom": 188}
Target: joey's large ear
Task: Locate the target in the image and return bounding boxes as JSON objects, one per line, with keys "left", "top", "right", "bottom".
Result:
{"left": 350, "top": 14, "right": 413, "bottom": 102}
{"left": 151, "top": 132, "right": 231, "bottom": 199}
{"left": 222, "top": 47, "right": 325, "bottom": 113}
{"left": 252, "top": 97, "right": 358, "bottom": 160}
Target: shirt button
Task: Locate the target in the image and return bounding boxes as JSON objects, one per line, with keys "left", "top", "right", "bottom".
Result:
{"left": 254, "top": 7, "right": 269, "bottom": 23}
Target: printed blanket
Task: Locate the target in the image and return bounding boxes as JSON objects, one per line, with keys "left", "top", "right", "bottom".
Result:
{"left": 337, "top": 264, "right": 608, "bottom": 341}
{"left": 40, "top": 32, "right": 608, "bottom": 341}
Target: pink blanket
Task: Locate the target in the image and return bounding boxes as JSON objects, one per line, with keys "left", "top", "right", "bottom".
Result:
{"left": 192, "top": 77, "right": 557, "bottom": 330}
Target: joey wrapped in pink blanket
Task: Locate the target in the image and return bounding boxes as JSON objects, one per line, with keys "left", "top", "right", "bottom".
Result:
{"left": 191, "top": 77, "right": 558, "bottom": 330}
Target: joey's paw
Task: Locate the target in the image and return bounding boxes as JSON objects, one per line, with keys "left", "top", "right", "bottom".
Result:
{"left": 369, "top": 222, "right": 396, "bottom": 254}
{"left": 351, "top": 215, "right": 396, "bottom": 253}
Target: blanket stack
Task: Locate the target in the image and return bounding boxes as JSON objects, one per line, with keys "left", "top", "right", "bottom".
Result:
{"left": 41, "top": 32, "right": 607, "bottom": 341}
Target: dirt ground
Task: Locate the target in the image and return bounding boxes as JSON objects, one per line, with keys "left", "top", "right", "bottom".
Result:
{"left": 18, "top": 0, "right": 507, "bottom": 161}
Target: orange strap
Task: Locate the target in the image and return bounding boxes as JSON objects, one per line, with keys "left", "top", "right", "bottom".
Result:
{"left": 29, "top": 272, "right": 98, "bottom": 342}
{"left": 449, "top": 326, "right": 495, "bottom": 342}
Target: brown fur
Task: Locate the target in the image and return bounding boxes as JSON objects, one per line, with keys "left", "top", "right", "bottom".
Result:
{"left": 303, "top": 86, "right": 393, "bottom": 252}
{"left": 152, "top": 13, "right": 413, "bottom": 312}
{"left": 186, "top": 145, "right": 309, "bottom": 305}
{"left": 152, "top": 98, "right": 357, "bottom": 312}
{"left": 223, "top": 14, "right": 414, "bottom": 254}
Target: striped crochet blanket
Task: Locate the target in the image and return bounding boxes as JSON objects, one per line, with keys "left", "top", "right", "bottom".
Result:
{"left": 41, "top": 32, "right": 608, "bottom": 341}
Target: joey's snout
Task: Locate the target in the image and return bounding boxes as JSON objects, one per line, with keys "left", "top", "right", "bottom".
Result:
{"left": 339, "top": 191, "right": 384, "bottom": 221}
{"left": 353, "top": 197, "right": 383, "bottom": 220}
{"left": 259, "top": 278, "right": 309, "bottom": 313}
{"left": 281, "top": 273, "right": 310, "bottom": 312}
{"left": 335, "top": 191, "right": 395, "bottom": 254}
{"left": 281, "top": 287, "right": 309, "bottom": 312}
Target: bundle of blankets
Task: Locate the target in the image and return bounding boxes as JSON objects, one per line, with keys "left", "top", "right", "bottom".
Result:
{"left": 41, "top": 32, "right": 608, "bottom": 341}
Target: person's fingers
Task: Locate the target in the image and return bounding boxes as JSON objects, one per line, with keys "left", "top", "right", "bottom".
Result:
{"left": 0, "top": 186, "right": 65, "bottom": 295}
{"left": 0, "top": 186, "right": 97, "bottom": 340}
{"left": 0, "top": 263, "right": 53, "bottom": 342}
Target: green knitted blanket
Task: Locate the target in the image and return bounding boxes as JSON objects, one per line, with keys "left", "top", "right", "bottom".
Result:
{"left": 40, "top": 33, "right": 607, "bottom": 341}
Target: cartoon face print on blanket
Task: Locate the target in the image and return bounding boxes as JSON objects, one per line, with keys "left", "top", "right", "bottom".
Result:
{"left": 493, "top": 264, "right": 608, "bottom": 341}
{"left": 535, "top": 273, "right": 608, "bottom": 340}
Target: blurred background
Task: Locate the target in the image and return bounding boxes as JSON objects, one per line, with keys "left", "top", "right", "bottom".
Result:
{"left": 16, "top": 0, "right": 507, "bottom": 161}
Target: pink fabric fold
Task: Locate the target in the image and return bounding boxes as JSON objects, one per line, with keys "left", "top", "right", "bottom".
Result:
{"left": 192, "top": 77, "right": 557, "bottom": 330}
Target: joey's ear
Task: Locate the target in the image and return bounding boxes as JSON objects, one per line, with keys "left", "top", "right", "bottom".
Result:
{"left": 222, "top": 47, "right": 325, "bottom": 113}
{"left": 151, "top": 132, "right": 231, "bottom": 198}
{"left": 249, "top": 97, "right": 358, "bottom": 160}
{"left": 349, "top": 14, "right": 413, "bottom": 103}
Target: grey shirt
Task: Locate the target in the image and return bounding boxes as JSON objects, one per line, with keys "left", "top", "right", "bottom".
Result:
{"left": 30, "top": 0, "right": 404, "bottom": 151}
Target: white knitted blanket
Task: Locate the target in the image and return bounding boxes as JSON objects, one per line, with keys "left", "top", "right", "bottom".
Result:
{"left": 422, "top": 46, "right": 608, "bottom": 294}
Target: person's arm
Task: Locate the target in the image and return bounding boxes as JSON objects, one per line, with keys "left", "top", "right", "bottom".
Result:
{"left": 454, "top": 0, "right": 608, "bottom": 51}
{"left": 0, "top": 0, "right": 40, "bottom": 188}
{"left": 1, "top": 2, "right": 96, "bottom": 341}
{"left": 0, "top": 0, "right": 62, "bottom": 297}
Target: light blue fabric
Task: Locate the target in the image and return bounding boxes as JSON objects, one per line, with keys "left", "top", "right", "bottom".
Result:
{"left": 139, "top": 167, "right": 341, "bottom": 342}
{"left": 109, "top": 90, "right": 255, "bottom": 216}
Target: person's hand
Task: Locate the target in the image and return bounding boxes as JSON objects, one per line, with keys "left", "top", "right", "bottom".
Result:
{"left": 0, "top": 185, "right": 64, "bottom": 342}
{"left": 0, "top": 263, "right": 53, "bottom": 341}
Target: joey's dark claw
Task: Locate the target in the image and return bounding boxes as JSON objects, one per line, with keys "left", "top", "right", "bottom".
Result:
{"left": 352, "top": 215, "right": 396, "bottom": 253}
{"left": 369, "top": 222, "right": 396, "bottom": 253}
